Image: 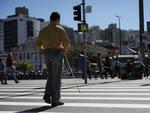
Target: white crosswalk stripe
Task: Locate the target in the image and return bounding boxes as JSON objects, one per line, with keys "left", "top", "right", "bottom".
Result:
{"left": 0, "top": 111, "right": 66, "bottom": 113}
{"left": 1, "top": 101, "right": 150, "bottom": 109}
{"left": 1, "top": 79, "right": 150, "bottom": 113}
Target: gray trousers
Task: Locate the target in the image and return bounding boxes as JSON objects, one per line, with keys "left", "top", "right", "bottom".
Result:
{"left": 43, "top": 48, "right": 63, "bottom": 102}
{"left": 5, "top": 66, "right": 18, "bottom": 82}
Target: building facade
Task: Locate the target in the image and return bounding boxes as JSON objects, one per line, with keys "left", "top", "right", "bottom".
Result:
{"left": 88, "top": 26, "right": 101, "bottom": 43}
{"left": 0, "top": 19, "right": 4, "bottom": 53}
{"left": 104, "top": 24, "right": 119, "bottom": 47}
{"left": 12, "top": 37, "right": 44, "bottom": 71}
{"left": 3, "top": 7, "right": 41, "bottom": 52}
{"left": 147, "top": 21, "right": 150, "bottom": 34}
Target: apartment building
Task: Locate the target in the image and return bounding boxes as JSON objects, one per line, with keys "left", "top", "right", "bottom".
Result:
{"left": 0, "top": 19, "right": 4, "bottom": 53}
{"left": 3, "top": 7, "right": 41, "bottom": 52}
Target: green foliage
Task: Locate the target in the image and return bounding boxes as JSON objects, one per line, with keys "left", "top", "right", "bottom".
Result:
{"left": 68, "top": 47, "right": 81, "bottom": 66}
{"left": 86, "top": 46, "right": 96, "bottom": 62}
{"left": 67, "top": 45, "right": 97, "bottom": 66}
{"left": 16, "top": 61, "right": 33, "bottom": 72}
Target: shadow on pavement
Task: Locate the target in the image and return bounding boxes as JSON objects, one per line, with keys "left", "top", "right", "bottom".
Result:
{"left": 140, "top": 83, "right": 150, "bottom": 86}
{"left": 0, "top": 86, "right": 44, "bottom": 99}
{"left": 16, "top": 105, "right": 54, "bottom": 113}
{"left": 62, "top": 79, "right": 127, "bottom": 90}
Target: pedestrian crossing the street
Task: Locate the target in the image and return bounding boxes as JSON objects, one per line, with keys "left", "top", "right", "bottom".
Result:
{"left": 1, "top": 79, "right": 150, "bottom": 113}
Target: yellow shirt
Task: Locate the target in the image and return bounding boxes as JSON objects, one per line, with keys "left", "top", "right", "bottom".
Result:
{"left": 36, "top": 23, "right": 70, "bottom": 54}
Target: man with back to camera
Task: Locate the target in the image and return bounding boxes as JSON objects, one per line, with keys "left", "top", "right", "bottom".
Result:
{"left": 37, "top": 12, "right": 70, "bottom": 107}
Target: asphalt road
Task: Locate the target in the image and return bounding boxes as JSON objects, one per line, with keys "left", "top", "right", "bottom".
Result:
{"left": 1, "top": 78, "right": 150, "bottom": 113}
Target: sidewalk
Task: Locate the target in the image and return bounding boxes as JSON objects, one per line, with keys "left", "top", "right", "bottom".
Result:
{"left": 2, "top": 77, "right": 150, "bottom": 87}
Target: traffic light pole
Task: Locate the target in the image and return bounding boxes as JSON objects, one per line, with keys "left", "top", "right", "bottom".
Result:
{"left": 82, "top": 0, "right": 87, "bottom": 84}
{"left": 139, "top": 0, "right": 144, "bottom": 61}
{"left": 73, "top": 0, "right": 87, "bottom": 84}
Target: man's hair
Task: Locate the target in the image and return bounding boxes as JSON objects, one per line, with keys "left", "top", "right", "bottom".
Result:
{"left": 50, "top": 12, "right": 60, "bottom": 21}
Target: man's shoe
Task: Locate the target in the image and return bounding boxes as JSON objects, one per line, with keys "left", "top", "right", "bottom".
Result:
{"left": 1, "top": 80, "right": 3, "bottom": 84}
{"left": 15, "top": 80, "right": 19, "bottom": 84}
{"left": 3, "top": 82, "right": 8, "bottom": 85}
{"left": 52, "top": 101, "right": 64, "bottom": 107}
{"left": 43, "top": 95, "right": 51, "bottom": 104}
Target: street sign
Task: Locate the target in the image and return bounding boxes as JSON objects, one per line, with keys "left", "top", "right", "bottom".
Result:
{"left": 86, "top": 6, "right": 92, "bottom": 13}
{"left": 78, "top": 23, "right": 88, "bottom": 32}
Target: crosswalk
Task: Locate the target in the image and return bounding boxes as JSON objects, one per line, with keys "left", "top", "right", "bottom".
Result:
{"left": 1, "top": 79, "right": 150, "bottom": 113}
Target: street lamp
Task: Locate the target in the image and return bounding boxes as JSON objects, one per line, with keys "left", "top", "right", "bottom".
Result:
{"left": 116, "top": 15, "right": 122, "bottom": 55}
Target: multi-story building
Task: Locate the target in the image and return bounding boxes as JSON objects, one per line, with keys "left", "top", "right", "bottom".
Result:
{"left": 121, "top": 30, "right": 130, "bottom": 54}
{"left": 3, "top": 7, "right": 41, "bottom": 52}
{"left": 104, "top": 23, "right": 130, "bottom": 54}
{"left": 88, "top": 26, "right": 101, "bottom": 43}
{"left": 12, "top": 37, "right": 44, "bottom": 71}
{"left": 147, "top": 21, "right": 150, "bottom": 34}
{"left": 73, "top": 30, "right": 80, "bottom": 45}
{"left": 0, "top": 19, "right": 4, "bottom": 53}
{"left": 128, "top": 30, "right": 139, "bottom": 49}
{"left": 105, "top": 24, "right": 119, "bottom": 47}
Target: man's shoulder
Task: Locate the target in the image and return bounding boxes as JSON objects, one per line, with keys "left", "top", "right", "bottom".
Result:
{"left": 40, "top": 26, "right": 49, "bottom": 32}
{"left": 56, "top": 25, "right": 65, "bottom": 32}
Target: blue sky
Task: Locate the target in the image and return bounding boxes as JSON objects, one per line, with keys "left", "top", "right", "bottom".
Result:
{"left": 0, "top": 0, "right": 150, "bottom": 30}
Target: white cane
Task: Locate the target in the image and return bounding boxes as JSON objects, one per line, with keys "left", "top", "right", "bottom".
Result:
{"left": 62, "top": 53, "right": 80, "bottom": 93}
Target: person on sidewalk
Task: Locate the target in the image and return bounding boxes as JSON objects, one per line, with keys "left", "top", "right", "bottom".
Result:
{"left": 77, "top": 51, "right": 91, "bottom": 79}
{"left": 112, "top": 57, "right": 121, "bottom": 78}
{"left": 96, "top": 53, "right": 103, "bottom": 79}
{"left": 103, "top": 56, "right": 113, "bottom": 79}
{"left": 37, "top": 12, "right": 70, "bottom": 107}
{"left": 0, "top": 58, "right": 5, "bottom": 84}
{"left": 4, "top": 53, "right": 19, "bottom": 84}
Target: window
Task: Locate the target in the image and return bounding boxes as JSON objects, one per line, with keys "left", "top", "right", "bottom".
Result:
{"left": 19, "top": 53, "right": 22, "bottom": 60}
{"left": 27, "top": 53, "right": 30, "bottom": 60}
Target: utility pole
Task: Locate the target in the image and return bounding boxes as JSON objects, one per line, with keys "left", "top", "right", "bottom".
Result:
{"left": 82, "top": 0, "right": 87, "bottom": 84}
{"left": 139, "top": 0, "right": 144, "bottom": 61}
{"left": 73, "top": 0, "right": 88, "bottom": 84}
{"left": 116, "top": 15, "right": 122, "bottom": 55}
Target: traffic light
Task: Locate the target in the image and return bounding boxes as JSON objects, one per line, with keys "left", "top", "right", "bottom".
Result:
{"left": 73, "top": 5, "right": 81, "bottom": 21}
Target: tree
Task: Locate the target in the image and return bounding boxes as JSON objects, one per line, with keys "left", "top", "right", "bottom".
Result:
{"left": 86, "top": 46, "right": 96, "bottom": 62}
{"left": 16, "top": 61, "right": 33, "bottom": 72}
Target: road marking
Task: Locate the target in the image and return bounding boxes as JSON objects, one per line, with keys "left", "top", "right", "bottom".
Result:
{"left": 0, "top": 92, "right": 41, "bottom": 95}
{"left": 0, "top": 86, "right": 44, "bottom": 89}
{"left": 62, "top": 92, "right": 150, "bottom": 95}
{"left": 1, "top": 96, "right": 150, "bottom": 101}
{"left": 1, "top": 92, "right": 150, "bottom": 96}
{"left": 1, "top": 86, "right": 150, "bottom": 89}
{"left": 62, "top": 89, "right": 150, "bottom": 91}
{"left": 0, "top": 111, "right": 67, "bottom": 113}
{"left": 1, "top": 102, "right": 150, "bottom": 109}
{"left": 1, "top": 88, "right": 150, "bottom": 92}
{"left": 77, "top": 87, "right": 150, "bottom": 89}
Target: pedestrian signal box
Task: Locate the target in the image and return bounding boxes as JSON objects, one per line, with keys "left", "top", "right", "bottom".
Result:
{"left": 78, "top": 23, "right": 88, "bottom": 32}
